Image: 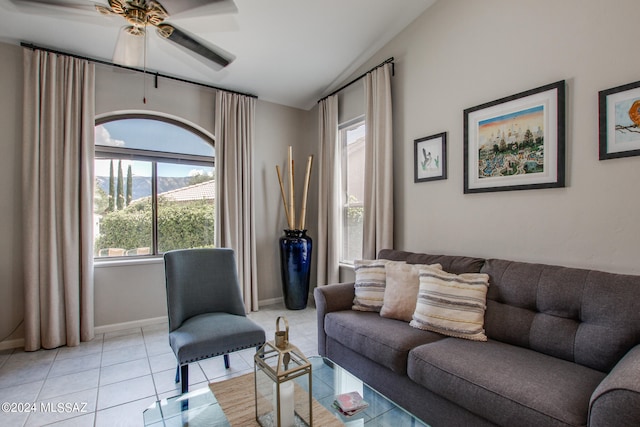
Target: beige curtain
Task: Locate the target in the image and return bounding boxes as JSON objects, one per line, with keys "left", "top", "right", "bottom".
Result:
{"left": 316, "top": 95, "right": 341, "bottom": 286}
{"left": 363, "top": 63, "right": 394, "bottom": 259}
{"left": 214, "top": 90, "right": 258, "bottom": 312}
{"left": 22, "top": 49, "right": 95, "bottom": 351}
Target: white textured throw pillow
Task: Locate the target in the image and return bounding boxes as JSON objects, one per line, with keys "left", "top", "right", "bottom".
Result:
{"left": 380, "top": 262, "right": 443, "bottom": 322}
{"left": 352, "top": 259, "right": 404, "bottom": 312}
{"left": 410, "top": 265, "right": 490, "bottom": 341}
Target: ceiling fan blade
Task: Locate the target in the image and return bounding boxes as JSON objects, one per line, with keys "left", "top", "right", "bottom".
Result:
{"left": 158, "top": 0, "right": 236, "bottom": 18}
{"left": 156, "top": 23, "right": 232, "bottom": 69}
{"left": 112, "top": 26, "right": 144, "bottom": 67}
{"left": 8, "top": 0, "right": 98, "bottom": 14}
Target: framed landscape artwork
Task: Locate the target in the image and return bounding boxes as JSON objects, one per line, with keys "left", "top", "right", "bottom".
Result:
{"left": 463, "top": 81, "right": 566, "bottom": 194}
{"left": 414, "top": 132, "right": 447, "bottom": 183}
{"left": 599, "top": 79, "right": 640, "bottom": 160}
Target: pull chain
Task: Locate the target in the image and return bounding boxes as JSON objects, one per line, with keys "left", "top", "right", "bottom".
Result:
{"left": 143, "top": 21, "right": 148, "bottom": 104}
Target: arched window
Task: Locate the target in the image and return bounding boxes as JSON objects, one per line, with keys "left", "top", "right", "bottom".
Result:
{"left": 93, "top": 115, "right": 215, "bottom": 258}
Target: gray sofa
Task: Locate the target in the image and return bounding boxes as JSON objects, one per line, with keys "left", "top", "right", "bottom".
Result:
{"left": 314, "top": 249, "right": 640, "bottom": 426}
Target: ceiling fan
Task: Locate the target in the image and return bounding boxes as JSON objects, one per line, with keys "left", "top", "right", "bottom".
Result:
{"left": 11, "top": 0, "right": 236, "bottom": 69}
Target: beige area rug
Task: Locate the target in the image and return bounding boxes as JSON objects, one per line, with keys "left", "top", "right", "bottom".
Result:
{"left": 209, "top": 372, "right": 343, "bottom": 426}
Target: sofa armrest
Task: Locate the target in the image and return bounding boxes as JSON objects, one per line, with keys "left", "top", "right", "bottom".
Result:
{"left": 589, "top": 344, "right": 640, "bottom": 426}
{"left": 313, "top": 282, "right": 355, "bottom": 356}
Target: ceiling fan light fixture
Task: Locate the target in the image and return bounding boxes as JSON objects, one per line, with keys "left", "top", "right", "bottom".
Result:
{"left": 147, "top": 1, "right": 168, "bottom": 21}
{"left": 156, "top": 23, "right": 173, "bottom": 38}
{"left": 124, "top": 25, "right": 145, "bottom": 36}
{"left": 125, "top": 8, "right": 146, "bottom": 27}
{"left": 108, "top": 0, "right": 126, "bottom": 15}
{"left": 101, "top": 0, "right": 168, "bottom": 28}
{"left": 95, "top": 5, "right": 113, "bottom": 16}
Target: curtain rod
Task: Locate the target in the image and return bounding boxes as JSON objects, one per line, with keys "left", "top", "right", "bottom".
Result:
{"left": 317, "top": 57, "right": 394, "bottom": 103}
{"left": 20, "top": 42, "right": 258, "bottom": 99}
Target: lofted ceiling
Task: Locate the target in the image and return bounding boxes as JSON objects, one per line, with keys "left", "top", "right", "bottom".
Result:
{"left": 0, "top": 0, "right": 436, "bottom": 110}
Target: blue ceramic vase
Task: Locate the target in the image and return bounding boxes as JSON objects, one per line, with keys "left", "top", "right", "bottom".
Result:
{"left": 279, "top": 229, "right": 312, "bottom": 310}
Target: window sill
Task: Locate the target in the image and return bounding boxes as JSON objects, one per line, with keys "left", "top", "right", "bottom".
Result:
{"left": 94, "top": 256, "right": 164, "bottom": 268}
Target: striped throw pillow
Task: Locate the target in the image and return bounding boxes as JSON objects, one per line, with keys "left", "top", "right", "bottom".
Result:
{"left": 410, "top": 265, "right": 490, "bottom": 341}
{"left": 352, "top": 259, "right": 402, "bottom": 312}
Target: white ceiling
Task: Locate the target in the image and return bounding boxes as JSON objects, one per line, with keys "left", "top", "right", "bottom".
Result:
{"left": 0, "top": 0, "right": 436, "bottom": 110}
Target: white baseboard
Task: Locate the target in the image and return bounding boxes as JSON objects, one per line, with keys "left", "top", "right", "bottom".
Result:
{"left": 258, "top": 296, "right": 284, "bottom": 307}
{"left": 94, "top": 316, "right": 168, "bottom": 335}
{"left": 0, "top": 317, "right": 170, "bottom": 350}
{"left": 257, "top": 293, "right": 315, "bottom": 310}
{"left": 0, "top": 338, "right": 24, "bottom": 351}
{"left": 0, "top": 294, "right": 316, "bottom": 350}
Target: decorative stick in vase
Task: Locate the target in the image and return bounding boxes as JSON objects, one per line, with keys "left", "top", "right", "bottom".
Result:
{"left": 288, "top": 146, "right": 296, "bottom": 230}
{"left": 276, "top": 165, "right": 293, "bottom": 229}
{"left": 299, "top": 155, "right": 313, "bottom": 230}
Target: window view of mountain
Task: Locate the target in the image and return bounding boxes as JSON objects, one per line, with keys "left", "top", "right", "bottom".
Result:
{"left": 95, "top": 176, "right": 209, "bottom": 201}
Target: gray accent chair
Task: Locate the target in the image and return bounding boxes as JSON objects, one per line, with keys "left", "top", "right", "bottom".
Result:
{"left": 164, "top": 248, "right": 266, "bottom": 393}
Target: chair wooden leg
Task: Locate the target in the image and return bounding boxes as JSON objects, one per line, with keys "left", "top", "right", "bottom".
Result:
{"left": 180, "top": 364, "right": 189, "bottom": 394}
{"left": 224, "top": 354, "right": 230, "bottom": 369}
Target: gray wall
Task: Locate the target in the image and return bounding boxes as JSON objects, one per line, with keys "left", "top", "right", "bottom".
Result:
{"left": 254, "top": 100, "right": 309, "bottom": 305}
{"left": 338, "top": 0, "right": 640, "bottom": 275}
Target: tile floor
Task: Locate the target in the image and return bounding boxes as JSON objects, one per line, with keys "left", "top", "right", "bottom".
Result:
{"left": 0, "top": 302, "right": 318, "bottom": 427}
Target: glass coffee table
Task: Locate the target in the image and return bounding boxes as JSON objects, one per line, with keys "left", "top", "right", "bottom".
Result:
{"left": 144, "top": 356, "right": 428, "bottom": 426}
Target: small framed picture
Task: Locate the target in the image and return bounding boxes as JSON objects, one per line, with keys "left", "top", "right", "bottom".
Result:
{"left": 464, "top": 81, "right": 565, "bottom": 193}
{"left": 414, "top": 132, "right": 447, "bottom": 183}
{"left": 599, "top": 80, "right": 640, "bottom": 160}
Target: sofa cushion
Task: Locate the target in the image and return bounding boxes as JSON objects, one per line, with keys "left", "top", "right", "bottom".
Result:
{"left": 377, "top": 249, "right": 485, "bottom": 274}
{"left": 482, "top": 258, "right": 640, "bottom": 372}
{"left": 380, "top": 262, "right": 442, "bottom": 322}
{"left": 324, "top": 310, "right": 443, "bottom": 375}
{"left": 352, "top": 259, "right": 401, "bottom": 312}
{"left": 410, "top": 266, "right": 490, "bottom": 341}
{"left": 408, "top": 339, "right": 607, "bottom": 427}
